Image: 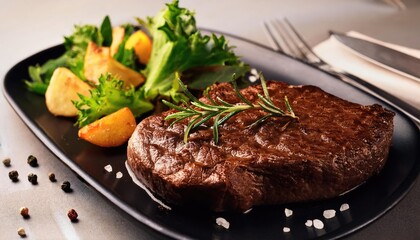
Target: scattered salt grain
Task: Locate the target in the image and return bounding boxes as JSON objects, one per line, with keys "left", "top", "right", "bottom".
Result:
{"left": 250, "top": 68, "right": 258, "bottom": 76}
{"left": 116, "top": 171, "right": 123, "bottom": 179}
{"left": 323, "top": 209, "right": 336, "bottom": 219}
{"left": 284, "top": 208, "right": 293, "bottom": 217}
{"left": 104, "top": 164, "right": 113, "bottom": 173}
{"left": 243, "top": 208, "right": 253, "bottom": 214}
{"left": 305, "top": 220, "right": 313, "bottom": 227}
{"left": 216, "top": 217, "right": 230, "bottom": 229}
{"left": 340, "top": 203, "right": 350, "bottom": 212}
{"left": 283, "top": 227, "right": 291, "bottom": 233}
{"left": 249, "top": 75, "right": 258, "bottom": 82}
{"left": 313, "top": 219, "right": 324, "bottom": 229}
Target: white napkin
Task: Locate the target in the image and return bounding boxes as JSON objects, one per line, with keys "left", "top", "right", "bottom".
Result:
{"left": 313, "top": 31, "right": 420, "bottom": 109}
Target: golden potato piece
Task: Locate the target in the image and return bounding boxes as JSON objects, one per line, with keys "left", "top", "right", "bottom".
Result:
{"left": 107, "top": 58, "right": 146, "bottom": 86}
{"left": 78, "top": 107, "right": 137, "bottom": 147}
{"left": 45, "top": 67, "right": 92, "bottom": 117}
{"left": 110, "top": 27, "right": 125, "bottom": 56}
{"left": 84, "top": 41, "right": 145, "bottom": 87}
{"left": 125, "top": 30, "right": 152, "bottom": 65}
{"left": 84, "top": 41, "right": 110, "bottom": 85}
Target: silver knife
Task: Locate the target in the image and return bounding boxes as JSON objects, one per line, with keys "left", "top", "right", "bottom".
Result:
{"left": 331, "top": 31, "right": 420, "bottom": 82}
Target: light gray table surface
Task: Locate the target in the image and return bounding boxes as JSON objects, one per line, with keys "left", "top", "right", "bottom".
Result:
{"left": 0, "top": 0, "right": 419, "bottom": 239}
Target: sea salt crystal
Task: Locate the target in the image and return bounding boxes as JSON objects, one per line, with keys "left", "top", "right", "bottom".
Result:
{"left": 243, "top": 208, "right": 253, "bottom": 214}
{"left": 116, "top": 171, "right": 123, "bottom": 179}
{"left": 284, "top": 208, "right": 293, "bottom": 217}
{"left": 283, "top": 227, "right": 291, "bottom": 233}
{"left": 216, "top": 217, "right": 230, "bottom": 229}
{"left": 340, "top": 203, "right": 350, "bottom": 212}
{"left": 305, "top": 220, "right": 313, "bottom": 227}
{"left": 323, "top": 209, "right": 336, "bottom": 219}
{"left": 104, "top": 164, "right": 113, "bottom": 172}
{"left": 313, "top": 219, "right": 324, "bottom": 229}
{"left": 249, "top": 75, "right": 258, "bottom": 82}
{"left": 250, "top": 68, "right": 258, "bottom": 76}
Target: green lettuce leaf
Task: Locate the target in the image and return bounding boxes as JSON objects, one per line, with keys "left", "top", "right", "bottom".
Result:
{"left": 141, "top": 0, "right": 249, "bottom": 100}
{"left": 100, "top": 15, "right": 113, "bottom": 47}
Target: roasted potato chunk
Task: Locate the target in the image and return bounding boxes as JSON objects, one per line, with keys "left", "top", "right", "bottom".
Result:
{"left": 110, "top": 26, "right": 125, "bottom": 56}
{"left": 84, "top": 41, "right": 110, "bottom": 85}
{"left": 84, "top": 41, "right": 145, "bottom": 87}
{"left": 78, "top": 107, "right": 137, "bottom": 147}
{"left": 45, "top": 67, "right": 92, "bottom": 117}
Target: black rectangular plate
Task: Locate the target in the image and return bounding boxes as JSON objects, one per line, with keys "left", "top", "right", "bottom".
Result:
{"left": 2, "top": 29, "right": 420, "bottom": 240}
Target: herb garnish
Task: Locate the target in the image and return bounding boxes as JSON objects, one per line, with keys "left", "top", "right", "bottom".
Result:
{"left": 162, "top": 74, "right": 298, "bottom": 144}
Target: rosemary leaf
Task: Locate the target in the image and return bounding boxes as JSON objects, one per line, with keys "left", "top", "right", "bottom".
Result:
{"left": 218, "top": 110, "right": 242, "bottom": 126}
{"left": 248, "top": 113, "right": 274, "bottom": 128}
{"left": 260, "top": 74, "right": 274, "bottom": 105}
{"left": 184, "top": 116, "right": 202, "bottom": 143}
{"left": 213, "top": 114, "right": 221, "bottom": 144}
{"left": 192, "top": 112, "right": 218, "bottom": 128}
{"left": 258, "top": 102, "right": 284, "bottom": 116}
{"left": 216, "top": 97, "right": 235, "bottom": 107}
{"left": 190, "top": 101, "right": 221, "bottom": 111}
{"left": 257, "top": 93, "right": 276, "bottom": 109}
{"left": 168, "top": 115, "right": 193, "bottom": 128}
{"left": 162, "top": 99, "right": 189, "bottom": 112}
{"left": 204, "top": 88, "right": 218, "bottom": 105}
{"left": 231, "top": 77, "right": 253, "bottom": 107}
{"left": 284, "top": 96, "right": 295, "bottom": 117}
{"left": 164, "top": 111, "right": 195, "bottom": 120}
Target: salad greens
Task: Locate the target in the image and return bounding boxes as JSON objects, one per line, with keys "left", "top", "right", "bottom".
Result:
{"left": 26, "top": 0, "right": 249, "bottom": 127}
{"left": 142, "top": 0, "right": 249, "bottom": 100}
{"left": 25, "top": 16, "right": 114, "bottom": 94}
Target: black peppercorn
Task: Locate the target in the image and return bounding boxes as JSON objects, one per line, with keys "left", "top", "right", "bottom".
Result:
{"left": 61, "top": 181, "right": 71, "bottom": 192}
{"left": 27, "top": 155, "right": 38, "bottom": 167}
{"left": 2, "top": 158, "right": 11, "bottom": 167}
{"left": 48, "top": 172, "right": 56, "bottom": 182}
{"left": 9, "top": 170, "right": 19, "bottom": 182}
{"left": 28, "top": 173, "right": 38, "bottom": 185}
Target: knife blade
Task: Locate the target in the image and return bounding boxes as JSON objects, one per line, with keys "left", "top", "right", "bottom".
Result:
{"left": 330, "top": 31, "right": 420, "bottom": 82}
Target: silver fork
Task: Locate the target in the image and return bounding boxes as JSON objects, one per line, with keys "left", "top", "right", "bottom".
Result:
{"left": 263, "top": 18, "right": 420, "bottom": 125}
{"left": 263, "top": 19, "right": 321, "bottom": 65}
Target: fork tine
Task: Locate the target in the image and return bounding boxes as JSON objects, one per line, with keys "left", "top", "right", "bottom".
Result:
{"left": 263, "top": 21, "right": 284, "bottom": 53}
{"left": 263, "top": 19, "right": 310, "bottom": 60}
{"left": 283, "top": 18, "right": 322, "bottom": 63}
{"left": 274, "top": 18, "right": 305, "bottom": 59}
{"left": 263, "top": 19, "right": 300, "bottom": 58}
{"left": 264, "top": 18, "right": 324, "bottom": 64}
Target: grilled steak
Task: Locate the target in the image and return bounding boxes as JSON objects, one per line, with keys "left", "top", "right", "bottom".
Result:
{"left": 127, "top": 81, "right": 395, "bottom": 212}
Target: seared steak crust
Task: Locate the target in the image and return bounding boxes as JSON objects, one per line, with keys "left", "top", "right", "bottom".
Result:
{"left": 127, "top": 81, "right": 395, "bottom": 212}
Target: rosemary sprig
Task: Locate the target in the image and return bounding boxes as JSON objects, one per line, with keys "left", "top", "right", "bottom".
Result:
{"left": 162, "top": 74, "right": 298, "bottom": 144}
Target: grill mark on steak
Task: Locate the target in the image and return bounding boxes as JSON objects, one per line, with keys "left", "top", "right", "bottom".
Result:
{"left": 127, "top": 81, "right": 395, "bottom": 212}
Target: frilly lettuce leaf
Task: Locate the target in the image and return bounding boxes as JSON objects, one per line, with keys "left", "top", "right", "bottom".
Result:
{"left": 141, "top": 0, "right": 249, "bottom": 100}
{"left": 74, "top": 74, "right": 153, "bottom": 127}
